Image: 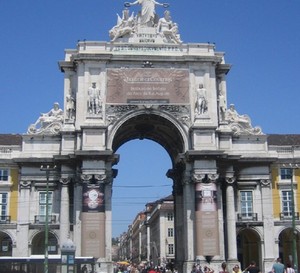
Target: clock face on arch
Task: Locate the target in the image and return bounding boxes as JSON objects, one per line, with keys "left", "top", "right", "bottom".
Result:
{"left": 83, "top": 186, "right": 105, "bottom": 212}
{"left": 88, "top": 189, "right": 99, "bottom": 201}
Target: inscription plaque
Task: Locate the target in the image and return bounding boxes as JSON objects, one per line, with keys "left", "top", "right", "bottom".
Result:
{"left": 106, "top": 68, "right": 189, "bottom": 104}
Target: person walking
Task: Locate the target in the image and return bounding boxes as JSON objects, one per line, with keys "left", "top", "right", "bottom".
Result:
{"left": 285, "top": 262, "right": 295, "bottom": 273}
{"left": 272, "top": 258, "right": 285, "bottom": 273}
{"left": 244, "top": 261, "right": 261, "bottom": 273}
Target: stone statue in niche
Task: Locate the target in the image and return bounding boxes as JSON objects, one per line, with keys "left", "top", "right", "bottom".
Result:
{"left": 195, "top": 84, "right": 208, "bottom": 115}
{"left": 157, "top": 10, "right": 182, "bottom": 44}
{"left": 124, "top": 0, "right": 169, "bottom": 27}
{"left": 87, "top": 82, "right": 102, "bottom": 115}
{"left": 109, "top": 8, "right": 135, "bottom": 42}
{"left": 27, "top": 102, "right": 64, "bottom": 134}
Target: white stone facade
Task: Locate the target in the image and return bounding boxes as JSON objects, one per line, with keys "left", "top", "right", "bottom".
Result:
{"left": 0, "top": 3, "right": 299, "bottom": 273}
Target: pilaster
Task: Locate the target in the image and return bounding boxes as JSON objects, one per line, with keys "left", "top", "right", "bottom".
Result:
{"left": 16, "top": 181, "right": 32, "bottom": 256}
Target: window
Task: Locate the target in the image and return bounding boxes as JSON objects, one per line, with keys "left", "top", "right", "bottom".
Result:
{"left": 282, "top": 191, "right": 292, "bottom": 217}
{"left": 0, "top": 193, "right": 8, "bottom": 221}
{"left": 168, "top": 228, "right": 174, "bottom": 237}
{"left": 0, "top": 169, "right": 8, "bottom": 181}
{"left": 280, "top": 168, "right": 293, "bottom": 180}
{"left": 240, "top": 191, "right": 253, "bottom": 218}
{"left": 168, "top": 244, "right": 174, "bottom": 255}
{"left": 167, "top": 213, "right": 173, "bottom": 221}
{"left": 39, "top": 192, "right": 53, "bottom": 222}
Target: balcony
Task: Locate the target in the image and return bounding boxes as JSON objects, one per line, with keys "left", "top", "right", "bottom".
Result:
{"left": 237, "top": 213, "right": 258, "bottom": 221}
{"left": 0, "top": 215, "right": 11, "bottom": 224}
{"left": 280, "top": 212, "right": 299, "bottom": 221}
{"left": 34, "top": 215, "right": 57, "bottom": 224}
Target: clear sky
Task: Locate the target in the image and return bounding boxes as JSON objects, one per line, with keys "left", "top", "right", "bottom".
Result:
{"left": 1, "top": 0, "right": 299, "bottom": 237}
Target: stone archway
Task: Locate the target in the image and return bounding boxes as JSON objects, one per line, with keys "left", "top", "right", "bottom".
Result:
{"left": 110, "top": 112, "right": 188, "bottom": 161}
{"left": 278, "top": 228, "right": 300, "bottom": 266}
{"left": 237, "top": 229, "right": 261, "bottom": 270}
{"left": 31, "top": 231, "right": 59, "bottom": 255}
{"left": 0, "top": 231, "right": 13, "bottom": 256}
{"left": 107, "top": 111, "right": 192, "bottom": 270}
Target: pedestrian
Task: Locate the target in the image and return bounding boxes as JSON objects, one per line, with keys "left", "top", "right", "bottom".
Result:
{"left": 232, "top": 265, "right": 242, "bottom": 273}
{"left": 220, "top": 262, "right": 229, "bottom": 273}
{"left": 272, "top": 258, "right": 285, "bottom": 273}
{"left": 244, "top": 261, "right": 261, "bottom": 273}
{"left": 285, "top": 262, "right": 295, "bottom": 273}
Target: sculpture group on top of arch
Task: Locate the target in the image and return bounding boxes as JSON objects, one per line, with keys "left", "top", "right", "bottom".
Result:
{"left": 109, "top": 1, "right": 182, "bottom": 44}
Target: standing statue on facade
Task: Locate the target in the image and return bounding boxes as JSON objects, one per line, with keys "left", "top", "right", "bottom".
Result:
{"left": 195, "top": 84, "right": 208, "bottom": 115}
{"left": 109, "top": 8, "right": 135, "bottom": 41}
{"left": 66, "top": 94, "right": 76, "bottom": 120}
{"left": 88, "top": 82, "right": 102, "bottom": 114}
{"left": 124, "top": 0, "right": 169, "bottom": 27}
{"left": 28, "top": 102, "right": 64, "bottom": 134}
{"left": 218, "top": 90, "right": 227, "bottom": 121}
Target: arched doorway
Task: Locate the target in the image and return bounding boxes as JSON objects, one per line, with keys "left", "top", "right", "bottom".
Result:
{"left": 0, "top": 231, "right": 12, "bottom": 256}
{"left": 237, "top": 229, "right": 261, "bottom": 270}
{"left": 31, "top": 231, "right": 58, "bottom": 255}
{"left": 278, "top": 228, "right": 300, "bottom": 267}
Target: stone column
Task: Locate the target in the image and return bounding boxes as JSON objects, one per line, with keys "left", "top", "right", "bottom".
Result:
{"left": 182, "top": 170, "right": 195, "bottom": 273}
{"left": 167, "top": 164, "right": 185, "bottom": 271}
{"left": 225, "top": 176, "right": 238, "bottom": 262}
{"left": 16, "top": 181, "right": 31, "bottom": 256}
{"left": 81, "top": 173, "right": 106, "bottom": 258}
{"left": 193, "top": 172, "right": 219, "bottom": 262}
{"left": 59, "top": 178, "right": 71, "bottom": 245}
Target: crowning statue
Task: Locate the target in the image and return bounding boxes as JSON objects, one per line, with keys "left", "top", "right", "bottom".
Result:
{"left": 157, "top": 10, "right": 182, "bottom": 43}
{"left": 109, "top": 1, "right": 183, "bottom": 44}
{"left": 28, "top": 102, "right": 64, "bottom": 134}
{"left": 124, "top": 0, "right": 169, "bottom": 27}
{"left": 109, "top": 8, "right": 135, "bottom": 41}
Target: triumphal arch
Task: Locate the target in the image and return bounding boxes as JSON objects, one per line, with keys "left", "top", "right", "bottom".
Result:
{"left": 19, "top": 2, "right": 274, "bottom": 273}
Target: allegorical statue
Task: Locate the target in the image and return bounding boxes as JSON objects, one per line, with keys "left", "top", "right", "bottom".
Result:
{"left": 28, "top": 102, "right": 64, "bottom": 134}
{"left": 124, "top": 0, "right": 169, "bottom": 27}
{"left": 157, "top": 10, "right": 182, "bottom": 44}
{"left": 225, "top": 104, "right": 263, "bottom": 135}
{"left": 109, "top": 8, "right": 136, "bottom": 41}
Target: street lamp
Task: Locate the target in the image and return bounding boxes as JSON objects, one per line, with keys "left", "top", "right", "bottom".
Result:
{"left": 40, "top": 165, "right": 56, "bottom": 273}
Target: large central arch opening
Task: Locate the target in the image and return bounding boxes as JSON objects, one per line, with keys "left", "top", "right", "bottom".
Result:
{"left": 110, "top": 113, "right": 186, "bottom": 263}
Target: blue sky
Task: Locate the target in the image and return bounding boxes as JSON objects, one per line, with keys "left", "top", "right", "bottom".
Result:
{"left": 1, "top": 1, "right": 299, "bottom": 237}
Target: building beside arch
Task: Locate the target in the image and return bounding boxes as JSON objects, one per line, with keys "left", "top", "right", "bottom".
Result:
{"left": 0, "top": 3, "right": 299, "bottom": 273}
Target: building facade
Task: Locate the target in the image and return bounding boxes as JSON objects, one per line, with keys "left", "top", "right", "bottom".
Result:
{"left": 0, "top": 3, "right": 299, "bottom": 273}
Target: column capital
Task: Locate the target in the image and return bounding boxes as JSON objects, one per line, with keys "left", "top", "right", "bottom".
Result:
{"left": 193, "top": 172, "right": 219, "bottom": 183}
{"left": 60, "top": 177, "right": 71, "bottom": 186}
{"left": 20, "top": 180, "right": 32, "bottom": 189}
{"left": 225, "top": 176, "right": 236, "bottom": 185}
{"left": 260, "top": 179, "right": 271, "bottom": 187}
{"left": 81, "top": 174, "right": 93, "bottom": 183}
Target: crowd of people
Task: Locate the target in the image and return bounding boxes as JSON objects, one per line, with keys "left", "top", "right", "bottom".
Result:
{"left": 115, "top": 262, "right": 177, "bottom": 273}
{"left": 112, "top": 258, "right": 295, "bottom": 273}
